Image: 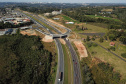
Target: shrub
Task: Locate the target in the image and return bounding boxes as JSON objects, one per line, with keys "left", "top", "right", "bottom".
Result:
{"left": 86, "top": 36, "right": 90, "bottom": 41}
{"left": 121, "top": 53, "right": 126, "bottom": 58}
{"left": 91, "top": 51, "right": 97, "bottom": 54}
{"left": 87, "top": 42, "right": 93, "bottom": 47}
{"left": 99, "top": 37, "right": 104, "bottom": 43}
{"left": 92, "top": 43, "right": 98, "bottom": 47}
{"left": 110, "top": 46, "right": 115, "bottom": 51}
{"left": 92, "top": 37, "right": 95, "bottom": 41}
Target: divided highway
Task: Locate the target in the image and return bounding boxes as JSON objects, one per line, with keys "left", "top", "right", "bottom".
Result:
{"left": 18, "top": 11, "right": 64, "bottom": 84}
{"left": 36, "top": 14, "right": 82, "bottom": 84}
{"left": 18, "top": 11, "right": 81, "bottom": 84}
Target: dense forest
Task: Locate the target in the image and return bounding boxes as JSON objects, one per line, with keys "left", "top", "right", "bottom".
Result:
{"left": 62, "top": 7, "right": 126, "bottom": 25}
{"left": 19, "top": 6, "right": 60, "bottom": 14}
{"left": 0, "top": 34, "right": 52, "bottom": 84}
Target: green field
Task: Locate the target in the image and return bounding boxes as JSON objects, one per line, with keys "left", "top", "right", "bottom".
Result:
{"left": 86, "top": 15, "right": 121, "bottom": 22}
{"left": 74, "top": 23, "right": 108, "bottom": 33}
{"left": 62, "top": 15, "right": 80, "bottom": 23}
{"left": 93, "top": 39, "right": 126, "bottom": 60}
{"left": 84, "top": 42, "right": 126, "bottom": 81}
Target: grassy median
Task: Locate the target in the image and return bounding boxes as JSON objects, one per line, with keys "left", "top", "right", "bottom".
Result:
{"left": 61, "top": 44, "right": 73, "bottom": 84}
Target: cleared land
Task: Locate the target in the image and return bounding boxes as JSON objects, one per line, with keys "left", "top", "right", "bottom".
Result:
{"left": 42, "top": 35, "right": 53, "bottom": 42}
{"left": 20, "top": 29, "right": 37, "bottom": 36}
{"left": 74, "top": 41, "right": 88, "bottom": 60}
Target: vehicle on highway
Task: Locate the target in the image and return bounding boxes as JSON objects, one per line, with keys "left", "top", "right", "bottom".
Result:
{"left": 58, "top": 72, "right": 63, "bottom": 81}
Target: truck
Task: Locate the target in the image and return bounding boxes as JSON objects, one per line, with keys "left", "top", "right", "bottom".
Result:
{"left": 58, "top": 72, "right": 63, "bottom": 81}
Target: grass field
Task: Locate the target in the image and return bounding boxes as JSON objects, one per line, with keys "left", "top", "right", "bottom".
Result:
{"left": 84, "top": 42, "right": 126, "bottom": 81}
{"left": 94, "top": 39, "right": 126, "bottom": 60}
{"left": 74, "top": 23, "right": 108, "bottom": 33}
{"left": 86, "top": 15, "right": 121, "bottom": 22}
{"left": 61, "top": 44, "right": 73, "bottom": 84}
{"left": 61, "top": 15, "right": 80, "bottom": 24}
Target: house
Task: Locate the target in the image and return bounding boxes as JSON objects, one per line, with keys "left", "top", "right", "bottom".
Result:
{"left": 53, "top": 18, "right": 60, "bottom": 20}
{"left": 52, "top": 10, "right": 62, "bottom": 15}
{"left": 44, "top": 13, "right": 51, "bottom": 16}
{"left": 110, "top": 42, "right": 115, "bottom": 46}
{"left": 20, "top": 26, "right": 31, "bottom": 30}
{"left": 65, "top": 22, "right": 74, "bottom": 24}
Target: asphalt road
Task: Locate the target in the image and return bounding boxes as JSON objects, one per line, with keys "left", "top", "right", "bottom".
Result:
{"left": 65, "top": 39, "right": 81, "bottom": 84}
{"left": 55, "top": 39, "right": 64, "bottom": 84}
{"left": 36, "top": 14, "right": 82, "bottom": 84}
{"left": 18, "top": 11, "right": 82, "bottom": 84}
{"left": 18, "top": 11, "right": 65, "bottom": 84}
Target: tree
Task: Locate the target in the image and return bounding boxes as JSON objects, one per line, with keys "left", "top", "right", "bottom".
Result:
{"left": 99, "top": 37, "right": 104, "bottom": 43}
{"left": 121, "top": 53, "right": 126, "bottom": 58}
{"left": 16, "top": 28, "right": 20, "bottom": 35}
{"left": 109, "top": 34, "right": 116, "bottom": 41}
{"left": 86, "top": 36, "right": 90, "bottom": 41}
{"left": 110, "top": 46, "right": 115, "bottom": 51}
{"left": 119, "top": 36, "right": 126, "bottom": 44}
{"left": 104, "top": 35, "right": 108, "bottom": 40}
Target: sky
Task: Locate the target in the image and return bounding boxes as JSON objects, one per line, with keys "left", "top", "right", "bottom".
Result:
{"left": 0, "top": 0, "right": 126, "bottom": 3}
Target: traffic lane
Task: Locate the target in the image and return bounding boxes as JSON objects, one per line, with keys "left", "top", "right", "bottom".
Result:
{"left": 65, "top": 39, "right": 81, "bottom": 84}
{"left": 21, "top": 11, "right": 64, "bottom": 84}
{"left": 55, "top": 39, "right": 64, "bottom": 84}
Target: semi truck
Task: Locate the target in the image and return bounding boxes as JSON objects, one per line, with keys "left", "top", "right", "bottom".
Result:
{"left": 58, "top": 72, "right": 63, "bottom": 81}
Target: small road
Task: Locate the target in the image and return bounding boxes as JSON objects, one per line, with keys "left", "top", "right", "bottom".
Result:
{"left": 79, "top": 33, "right": 105, "bottom": 36}
{"left": 93, "top": 42, "right": 126, "bottom": 62}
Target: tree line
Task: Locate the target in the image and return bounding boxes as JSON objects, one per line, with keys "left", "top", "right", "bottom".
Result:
{"left": 0, "top": 34, "right": 53, "bottom": 84}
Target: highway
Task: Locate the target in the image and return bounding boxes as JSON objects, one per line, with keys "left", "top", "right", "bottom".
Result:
{"left": 36, "top": 14, "right": 82, "bottom": 84}
{"left": 18, "top": 11, "right": 81, "bottom": 84}
{"left": 65, "top": 39, "right": 81, "bottom": 84}
{"left": 18, "top": 11, "right": 64, "bottom": 84}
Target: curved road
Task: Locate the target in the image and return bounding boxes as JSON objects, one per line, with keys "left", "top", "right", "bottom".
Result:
{"left": 36, "top": 14, "right": 82, "bottom": 84}
{"left": 18, "top": 11, "right": 65, "bottom": 84}
{"left": 18, "top": 11, "right": 81, "bottom": 84}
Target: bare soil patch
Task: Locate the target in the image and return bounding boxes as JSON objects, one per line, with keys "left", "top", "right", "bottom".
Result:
{"left": 42, "top": 35, "right": 53, "bottom": 42}
{"left": 74, "top": 41, "right": 88, "bottom": 60}
{"left": 20, "top": 29, "right": 37, "bottom": 36}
